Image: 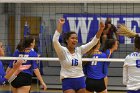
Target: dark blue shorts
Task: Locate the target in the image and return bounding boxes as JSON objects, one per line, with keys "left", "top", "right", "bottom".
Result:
{"left": 62, "top": 77, "right": 86, "bottom": 91}
{"left": 127, "top": 90, "right": 140, "bottom": 93}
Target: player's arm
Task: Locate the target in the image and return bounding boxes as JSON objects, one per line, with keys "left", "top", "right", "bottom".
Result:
{"left": 34, "top": 68, "right": 47, "bottom": 90}
{"left": 0, "top": 60, "right": 23, "bottom": 84}
{"left": 6, "top": 67, "right": 11, "bottom": 74}
{"left": 123, "top": 64, "right": 128, "bottom": 85}
{"left": 6, "top": 61, "right": 14, "bottom": 74}
{"left": 81, "top": 20, "right": 104, "bottom": 54}
{"left": 6, "top": 51, "right": 19, "bottom": 74}
{"left": 123, "top": 57, "right": 129, "bottom": 85}
{"left": 56, "top": 18, "right": 65, "bottom": 33}
{"left": 5, "top": 60, "right": 22, "bottom": 79}
{"left": 32, "top": 56, "right": 47, "bottom": 90}
{"left": 52, "top": 18, "right": 65, "bottom": 60}
{"left": 96, "top": 19, "right": 105, "bottom": 39}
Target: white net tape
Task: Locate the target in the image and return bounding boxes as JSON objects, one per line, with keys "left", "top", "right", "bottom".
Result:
{"left": 0, "top": 57, "right": 125, "bottom": 62}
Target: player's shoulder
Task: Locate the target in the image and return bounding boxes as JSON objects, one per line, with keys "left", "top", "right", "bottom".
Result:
{"left": 29, "top": 50, "right": 38, "bottom": 56}
{"left": 124, "top": 52, "right": 140, "bottom": 65}
{"left": 126, "top": 52, "right": 140, "bottom": 58}
{"left": 13, "top": 49, "right": 19, "bottom": 54}
{"left": 13, "top": 49, "right": 20, "bottom": 56}
{"left": 92, "top": 52, "right": 107, "bottom": 58}
{"left": 100, "top": 52, "right": 107, "bottom": 58}
{"left": 103, "top": 49, "right": 110, "bottom": 55}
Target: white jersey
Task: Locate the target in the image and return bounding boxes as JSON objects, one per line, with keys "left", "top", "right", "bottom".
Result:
{"left": 123, "top": 52, "right": 140, "bottom": 90}
{"left": 53, "top": 31, "right": 99, "bottom": 79}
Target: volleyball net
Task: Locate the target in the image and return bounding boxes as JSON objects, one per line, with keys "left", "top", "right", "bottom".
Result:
{"left": 0, "top": 57, "right": 125, "bottom": 62}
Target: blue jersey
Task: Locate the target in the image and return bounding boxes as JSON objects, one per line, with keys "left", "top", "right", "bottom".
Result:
{"left": 84, "top": 52, "right": 107, "bottom": 79}
{"left": 0, "top": 61, "right": 5, "bottom": 78}
{"left": 8, "top": 50, "right": 38, "bottom": 76}
{"left": 0, "top": 61, "right": 6, "bottom": 85}
{"left": 105, "top": 49, "right": 112, "bottom": 58}
{"left": 0, "top": 77, "right": 6, "bottom": 85}
{"left": 103, "top": 49, "right": 112, "bottom": 76}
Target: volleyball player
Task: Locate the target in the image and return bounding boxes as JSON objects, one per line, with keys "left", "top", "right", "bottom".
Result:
{"left": 6, "top": 36, "right": 47, "bottom": 93}
{"left": 117, "top": 25, "right": 140, "bottom": 93}
{"left": 123, "top": 35, "right": 140, "bottom": 93}
{"left": 53, "top": 18, "right": 104, "bottom": 93}
{"left": 0, "top": 41, "right": 27, "bottom": 85}
{"left": 102, "top": 39, "right": 118, "bottom": 88}
{"left": 83, "top": 41, "right": 107, "bottom": 93}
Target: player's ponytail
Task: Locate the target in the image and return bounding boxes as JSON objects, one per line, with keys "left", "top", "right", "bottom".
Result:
{"left": 117, "top": 24, "right": 137, "bottom": 38}
{"left": 135, "top": 34, "right": 139, "bottom": 38}
{"left": 117, "top": 24, "right": 140, "bottom": 51}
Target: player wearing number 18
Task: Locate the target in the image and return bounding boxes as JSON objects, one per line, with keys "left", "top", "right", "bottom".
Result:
{"left": 53, "top": 18, "right": 104, "bottom": 93}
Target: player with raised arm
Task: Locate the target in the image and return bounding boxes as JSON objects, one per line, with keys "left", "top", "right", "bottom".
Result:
{"left": 53, "top": 18, "right": 104, "bottom": 93}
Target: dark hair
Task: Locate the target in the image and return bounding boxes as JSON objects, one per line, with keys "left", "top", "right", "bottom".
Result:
{"left": 105, "top": 17, "right": 111, "bottom": 24}
{"left": 86, "top": 41, "right": 100, "bottom": 56}
{"left": 104, "top": 18, "right": 112, "bottom": 30}
{"left": 134, "top": 35, "right": 140, "bottom": 50}
{"left": 23, "top": 36, "right": 35, "bottom": 48}
{"left": 16, "top": 40, "right": 25, "bottom": 51}
{"left": 63, "top": 31, "right": 77, "bottom": 45}
{"left": 102, "top": 39, "right": 117, "bottom": 52}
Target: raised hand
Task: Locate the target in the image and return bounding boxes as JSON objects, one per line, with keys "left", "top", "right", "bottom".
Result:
{"left": 19, "top": 65, "right": 31, "bottom": 71}
{"left": 96, "top": 18, "right": 105, "bottom": 39}
{"left": 99, "top": 19, "right": 105, "bottom": 30}
{"left": 59, "top": 18, "right": 65, "bottom": 25}
{"left": 57, "top": 18, "right": 65, "bottom": 33}
{"left": 13, "top": 60, "right": 24, "bottom": 69}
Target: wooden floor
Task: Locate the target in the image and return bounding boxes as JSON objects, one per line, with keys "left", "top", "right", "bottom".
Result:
{"left": 0, "top": 84, "right": 126, "bottom": 93}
